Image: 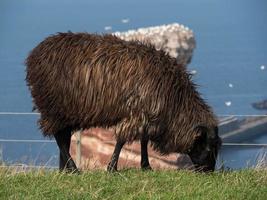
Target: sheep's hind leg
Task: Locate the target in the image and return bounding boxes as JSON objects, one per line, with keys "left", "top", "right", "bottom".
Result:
{"left": 54, "top": 127, "right": 79, "bottom": 173}
{"left": 107, "top": 140, "right": 125, "bottom": 172}
{"left": 141, "top": 134, "right": 152, "bottom": 170}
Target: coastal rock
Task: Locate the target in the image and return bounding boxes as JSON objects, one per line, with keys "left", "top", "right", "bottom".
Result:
{"left": 113, "top": 23, "right": 196, "bottom": 65}
{"left": 252, "top": 100, "right": 267, "bottom": 110}
{"left": 70, "top": 128, "right": 192, "bottom": 170}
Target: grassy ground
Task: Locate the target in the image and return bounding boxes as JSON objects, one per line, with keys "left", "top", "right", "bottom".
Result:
{"left": 0, "top": 168, "right": 266, "bottom": 200}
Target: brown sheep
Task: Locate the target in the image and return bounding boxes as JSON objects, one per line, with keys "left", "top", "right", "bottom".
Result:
{"left": 25, "top": 32, "right": 221, "bottom": 172}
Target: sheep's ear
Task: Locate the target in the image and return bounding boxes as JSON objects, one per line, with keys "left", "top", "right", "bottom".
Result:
{"left": 196, "top": 125, "right": 208, "bottom": 132}
{"left": 192, "top": 125, "right": 221, "bottom": 155}
{"left": 196, "top": 125, "right": 218, "bottom": 139}
{"left": 194, "top": 125, "right": 208, "bottom": 136}
{"left": 208, "top": 126, "right": 219, "bottom": 140}
{"left": 193, "top": 125, "right": 208, "bottom": 142}
{"left": 209, "top": 126, "right": 222, "bottom": 148}
{"left": 200, "top": 126, "right": 221, "bottom": 149}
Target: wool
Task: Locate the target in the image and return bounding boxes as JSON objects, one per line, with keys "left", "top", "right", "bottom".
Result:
{"left": 26, "top": 32, "right": 218, "bottom": 155}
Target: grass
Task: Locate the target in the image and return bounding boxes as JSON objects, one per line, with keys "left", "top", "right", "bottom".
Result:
{"left": 0, "top": 168, "right": 266, "bottom": 200}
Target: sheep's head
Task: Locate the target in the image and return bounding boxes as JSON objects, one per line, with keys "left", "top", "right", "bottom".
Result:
{"left": 188, "top": 126, "right": 221, "bottom": 172}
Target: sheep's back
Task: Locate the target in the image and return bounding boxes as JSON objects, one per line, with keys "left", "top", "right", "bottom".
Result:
{"left": 26, "top": 32, "right": 177, "bottom": 135}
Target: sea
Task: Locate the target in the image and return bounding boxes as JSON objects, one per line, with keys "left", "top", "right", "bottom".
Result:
{"left": 0, "top": 0, "right": 267, "bottom": 169}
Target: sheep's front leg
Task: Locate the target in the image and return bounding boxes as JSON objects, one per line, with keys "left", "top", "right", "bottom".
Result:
{"left": 107, "top": 140, "right": 125, "bottom": 172}
{"left": 54, "top": 127, "right": 78, "bottom": 173}
{"left": 141, "top": 134, "right": 152, "bottom": 170}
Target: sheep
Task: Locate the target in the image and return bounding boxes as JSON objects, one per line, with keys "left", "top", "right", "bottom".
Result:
{"left": 25, "top": 32, "right": 221, "bottom": 173}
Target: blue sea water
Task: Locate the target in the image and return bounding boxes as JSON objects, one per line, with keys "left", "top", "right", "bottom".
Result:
{"left": 0, "top": 0, "right": 267, "bottom": 168}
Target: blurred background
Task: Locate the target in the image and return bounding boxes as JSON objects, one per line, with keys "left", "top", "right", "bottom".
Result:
{"left": 0, "top": 0, "right": 267, "bottom": 170}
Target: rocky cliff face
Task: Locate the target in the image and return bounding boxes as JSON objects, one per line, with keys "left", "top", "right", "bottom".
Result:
{"left": 70, "top": 129, "right": 193, "bottom": 170}
{"left": 114, "top": 23, "right": 196, "bottom": 65}
{"left": 70, "top": 23, "right": 196, "bottom": 170}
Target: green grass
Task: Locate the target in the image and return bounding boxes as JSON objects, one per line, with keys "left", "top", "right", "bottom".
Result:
{"left": 0, "top": 168, "right": 266, "bottom": 200}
